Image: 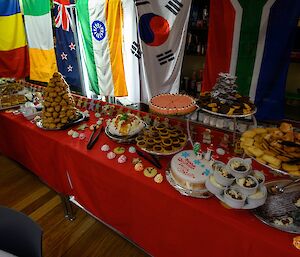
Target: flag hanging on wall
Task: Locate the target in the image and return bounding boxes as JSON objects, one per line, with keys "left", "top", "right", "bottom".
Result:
{"left": 0, "top": 0, "right": 29, "bottom": 79}
{"left": 22, "top": 0, "right": 57, "bottom": 82}
{"left": 121, "top": 0, "right": 140, "bottom": 103}
{"left": 76, "top": 0, "right": 128, "bottom": 97}
{"left": 135, "top": 0, "right": 192, "bottom": 102}
{"left": 54, "top": 0, "right": 81, "bottom": 92}
{"left": 202, "top": 0, "right": 300, "bottom": 120}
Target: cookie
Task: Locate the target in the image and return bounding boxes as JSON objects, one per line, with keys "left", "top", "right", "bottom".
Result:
{"left": 143, "top": 167, "right": 157, "bottom": 178}
{"left": 113, "top": 146, "right": 125, "bottom": 154}
{"left": 154, "top": 174, "right": 163, "bottom": 183}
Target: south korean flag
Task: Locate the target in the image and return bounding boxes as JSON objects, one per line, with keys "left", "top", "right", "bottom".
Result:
{"left": 135, "top": 0, "right": 192, "bottom": 102}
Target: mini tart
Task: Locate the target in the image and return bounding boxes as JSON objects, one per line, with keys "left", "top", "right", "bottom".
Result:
{"left": 155, "top": 123, "right": 167, "bottom": 130}
{"left": 137, "top": 140, "right": 147, "bottom": 148}
{"left": 162, "top": 138, "right": 173, "bottom": 146}
{"left": 159, "top": 128, "right": 169, "bottom": 135}
{"left": 160, "top": 133, "right": 170, "bottom": 139}
{"left": 151, "top": 131, "right": 160, "bottom": 138}
{"left": 135, "top": 135, "right": 145, "bottom": 142}
{"left": 172, "top": 144, "right": 182, "bottom": 150}
{"left": 153, "top": 137, "right": 161, "bottom": 144}
{"left": 153, "top": 145, "right": 163, "bottom": 153}
{"left": 172, "top": 138, "right": 180, "bottom": 144}
{"left": 169, "top": 131, "right": 179, "bottom": 138}
{"left": 163, "top": 145, "right": 173, "bottom": 152}
{"left": 150, "top": 126, "right": 159, "bottom": 133}
{"left": 147, "top": 138, "right": 155, "bottom": 146}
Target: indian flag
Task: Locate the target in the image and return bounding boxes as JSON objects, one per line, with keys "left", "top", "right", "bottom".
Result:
{"left": 76, "top": 0, "right": 128, "bottom": 97}
{"left": 22, "top": 0, "right": 57, "bottom": 82}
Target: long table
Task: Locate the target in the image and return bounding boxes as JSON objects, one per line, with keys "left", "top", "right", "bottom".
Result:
{"left": 0, "top": 109, "right": 299, "bottom": 257}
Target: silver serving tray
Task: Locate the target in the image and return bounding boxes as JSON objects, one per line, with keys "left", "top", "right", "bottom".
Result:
{"left": 165, "top": 168, "right": 212, "bottom": 199}
{"left": 138, "top": 141, "right": 187, "bottom": 156}
{"left": 36, "top": 111, "right": 87, "bottom": 130}
{"left": 247, "top": 155, "right": 299, "bottom": 178}
{"left": 252, "top": 179, "right": 300, "bottom": 234}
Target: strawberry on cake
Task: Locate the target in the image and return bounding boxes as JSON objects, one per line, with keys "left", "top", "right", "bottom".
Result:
{"left": 149, "top": 93, "right": 197, "bottom": 116}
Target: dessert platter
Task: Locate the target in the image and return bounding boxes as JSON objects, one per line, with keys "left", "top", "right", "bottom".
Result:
{"left": 0, "top": 81, "right": 27, "bottom": 110}
{"left": 199, "top": 73, "right": 256, "bottom": 117}
{"left": 149, "top": 93, "right": 197, "bottom": 116}
{"left": 105, "top": 113, "right": 146, "bottom": 143}
{"left": 37, "top": 72, "right": 85, "bottom": 130}
{"left": 166, "top": 150, "right": 213, "bottom": 198}
{"left": 240, "top": 122, "right": 300, "bottom": 177}
{"left": 136, "top": 123, "right": 187, "bottom": 156}
{"left": 253, "top": 179, "right": 300, "bottom": 234}
{"left": 205, "top": 158, "right": 268, "bottom": 209}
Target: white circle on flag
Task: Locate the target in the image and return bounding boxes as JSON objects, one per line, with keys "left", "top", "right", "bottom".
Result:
{"left": 92, "top": 20, "right": 106, "bottom": 41}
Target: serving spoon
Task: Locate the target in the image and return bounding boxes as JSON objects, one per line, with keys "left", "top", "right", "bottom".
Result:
{"left": 268, "top": 178, "right": 300, "bottom": 195}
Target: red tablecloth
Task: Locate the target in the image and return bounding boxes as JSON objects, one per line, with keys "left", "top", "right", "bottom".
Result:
{"left": 0, "top": 111, "right": 299, "bottom": 257}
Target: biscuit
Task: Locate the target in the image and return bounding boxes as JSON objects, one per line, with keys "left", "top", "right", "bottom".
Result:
{"left": 143, "top": 167, "right": 157, "bottom": 178}
{"left": 247, "top": 146, "right": 264, "bottom": 157}
{"left": 282, "top": 163, "right": 299, "bottom": 172}
{"left": 253, "top": 128, "right": 267, "bottom": 134}
{"left": 262, "top": 154, "right": 281, "bottom": 167}
{"left": 242, "top": 130, "right": 256, "bottom": 138}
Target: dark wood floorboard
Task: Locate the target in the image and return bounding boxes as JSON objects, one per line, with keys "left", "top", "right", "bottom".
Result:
{"left": 0, "top": 154, "right": 149, "bottom": 257}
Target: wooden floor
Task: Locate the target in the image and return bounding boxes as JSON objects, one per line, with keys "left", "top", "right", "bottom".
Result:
{"left": 0, "top": 154, "right": 149, "bottom": 257}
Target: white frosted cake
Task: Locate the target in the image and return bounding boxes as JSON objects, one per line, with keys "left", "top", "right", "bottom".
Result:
{"left": 170, "top": 150, "right": 212, "bottom": 190}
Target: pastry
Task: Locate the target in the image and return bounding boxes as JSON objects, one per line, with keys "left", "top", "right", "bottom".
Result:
{"left": 101, "top": 144, "right": 110, "bottom": 152}
{"left": 108, "top": 113, "right": 144, "bottom": 136}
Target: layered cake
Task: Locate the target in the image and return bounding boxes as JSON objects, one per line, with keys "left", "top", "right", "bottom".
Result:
{"left": 149, "top": 93, "right": 197, "bottom": 116}
{"left": 170, "top": 150, "right": 212, "bottom": 190}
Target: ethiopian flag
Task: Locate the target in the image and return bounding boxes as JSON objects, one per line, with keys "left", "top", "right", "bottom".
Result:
{"left": 0, "top": 0, "right": 29, "bottom": 78}
{"left": 22, "top": 0, "right": 57, "bottom": 82}
{"left": 202, "top": 0, "right": 300, "bottom": 120}
{"left": 76, "top": 0, "right": 128, "bottom": 97}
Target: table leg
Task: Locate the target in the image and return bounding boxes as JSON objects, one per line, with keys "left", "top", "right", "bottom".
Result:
{"left": 60, "top": 194, "right": 76, "bottom": 221}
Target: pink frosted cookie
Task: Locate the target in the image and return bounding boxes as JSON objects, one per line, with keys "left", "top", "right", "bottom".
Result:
{"left": 79, "top": 133, "right": 86, "bottom": 140}
{"left": 107, "top": 151, "right": 116, "bottom": 160}
{"left": 118, "top": 155, "right": 127, "bottom": 164}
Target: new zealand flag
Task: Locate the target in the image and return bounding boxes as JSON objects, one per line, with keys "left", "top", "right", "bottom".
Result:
{"left": 53, "top": 0, "right": 81, "bottom": 93}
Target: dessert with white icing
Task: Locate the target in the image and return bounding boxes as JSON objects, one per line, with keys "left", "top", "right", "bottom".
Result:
{"left": 101, "top": 144, "right": 110, "bottom": 152}
{"left": 107, "top": 151, "right": 116, "bottom": 159}
{"left": 170, "top": 150, "right": 212, "bottom": 190}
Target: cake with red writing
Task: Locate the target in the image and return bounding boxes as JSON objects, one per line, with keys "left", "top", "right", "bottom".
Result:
{"left": 149, "top": 93, "right": 197, "bottom": 116}
{"left": 170, "top": 150, "right": 212, "bottom": 190}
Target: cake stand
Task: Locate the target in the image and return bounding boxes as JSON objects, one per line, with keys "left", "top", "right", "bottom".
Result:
{"left": 200, "top": 107, "right": 257, "bottom": 146}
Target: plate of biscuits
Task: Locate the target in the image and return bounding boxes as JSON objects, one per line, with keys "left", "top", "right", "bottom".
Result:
{"left": 240, "top": 122, "right": 300, "bottom": 177}
{"left": 136, "top": 124, "right": 187, "bottom": 156}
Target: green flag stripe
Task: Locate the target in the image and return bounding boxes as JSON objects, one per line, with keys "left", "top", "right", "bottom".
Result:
{"left": 76, "top": 0, "right": 99, "bottom": 95}
{"left": 22, "top": 0, "right": 50, "bottom": 16}
{"left": 235, "top": 0, "right": 267, "bottom": 96}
